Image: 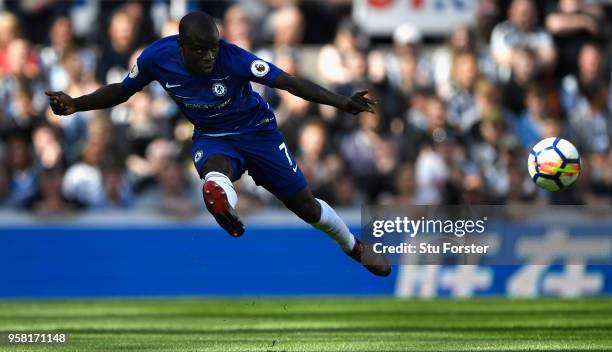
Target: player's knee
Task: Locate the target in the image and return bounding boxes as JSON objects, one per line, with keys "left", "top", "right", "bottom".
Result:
{"left": 200, "top": 155, "right": 232, "bottom": 179}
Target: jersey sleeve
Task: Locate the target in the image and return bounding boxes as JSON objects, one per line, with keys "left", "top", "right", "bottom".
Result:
{"left": 225, "top": 43, "right": 282, "bottom": 87}
{"left": 121, "top": 51, "right": 154, "bottom": 93}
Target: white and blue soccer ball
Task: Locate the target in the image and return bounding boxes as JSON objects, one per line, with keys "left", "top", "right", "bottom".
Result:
{"left": 527, "top": 137, "right": 581, "bottom": 192}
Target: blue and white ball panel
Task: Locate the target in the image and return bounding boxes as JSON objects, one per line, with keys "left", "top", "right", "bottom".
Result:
{"left": 528, "top": 137, "right": 581, "bottom": 191}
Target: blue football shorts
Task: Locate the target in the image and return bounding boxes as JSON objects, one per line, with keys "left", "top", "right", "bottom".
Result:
{"left": 191, "top": 128, "right": 308, "bottom": 200}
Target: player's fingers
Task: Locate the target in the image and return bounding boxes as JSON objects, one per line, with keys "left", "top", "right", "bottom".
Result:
{"left": 362, "top": 96, "right": 377, "bottom": 105}
{"left": 351, "top": 100, "right": 374, "bottom": 114}
{"left": 360, "top": 100, "right": 375, "bottom": 113}
{"left": 45, "top": 91, "right": 62, "bottom": 97}
{"left": 355, "top": 90, "right": 368, "bottom": 97}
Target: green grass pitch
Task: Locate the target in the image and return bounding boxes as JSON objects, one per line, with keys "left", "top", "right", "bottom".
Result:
{"left": 0, "top": 298, "right": 611, "bottom": 351}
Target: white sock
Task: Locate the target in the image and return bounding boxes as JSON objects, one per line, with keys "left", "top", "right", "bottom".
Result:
{"left": 204, "top": 171, "right": 237, "bottom": 208}
{"left": 310, "top": 198, "right": 356, "bottom": 253}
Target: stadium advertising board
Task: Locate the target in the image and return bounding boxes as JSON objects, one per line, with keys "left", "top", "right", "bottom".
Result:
{"left": 352, "top": 0, "right": 477, "bottom": 35}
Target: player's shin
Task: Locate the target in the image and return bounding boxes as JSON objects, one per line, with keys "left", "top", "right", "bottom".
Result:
{"left": 310, "top": 199, "right": 356, "bottom": 252}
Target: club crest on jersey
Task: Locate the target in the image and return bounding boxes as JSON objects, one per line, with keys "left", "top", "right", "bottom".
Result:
{"left": 194, "top": 150, "right": 203, "bottom": 163}
{"left": 128, "top": 63, "right": 139, "bottom": 78}
{"left": 212, "top": 82, "right": 227, "bottom": 97}
{"left": 250, "top": 60, "right": 269, "bottom": 77}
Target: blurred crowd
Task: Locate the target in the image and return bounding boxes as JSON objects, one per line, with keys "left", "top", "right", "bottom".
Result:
{"left": 0, "top": 0, "right": 611, "bottom": 217}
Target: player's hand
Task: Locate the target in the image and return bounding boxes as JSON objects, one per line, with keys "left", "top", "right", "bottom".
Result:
{"left": 45, "top": 91, "right": 77, "bottom": 115}
{"left": 342, "top": 90, "right": 377, "bottom": 115}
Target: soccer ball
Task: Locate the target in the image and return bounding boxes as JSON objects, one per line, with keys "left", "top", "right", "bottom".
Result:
{"left": 527, "top": 137, "right": 581, "bottom": 192}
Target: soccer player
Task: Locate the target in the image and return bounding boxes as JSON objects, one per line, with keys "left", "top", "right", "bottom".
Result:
{"left": 46, "top": 12, "right": 390, "bottom": 277}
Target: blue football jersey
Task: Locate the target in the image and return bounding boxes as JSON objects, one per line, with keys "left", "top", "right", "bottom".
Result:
{"left": 121, "top": 36, "right": 282, "bottom": 135}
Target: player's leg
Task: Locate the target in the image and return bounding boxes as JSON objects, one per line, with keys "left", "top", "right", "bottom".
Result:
{"left": 236, "top": 129, "right": 390, "bottom": 276}
{"left": 280, "top": 187, "right": 354, "bottom": 251}
{"left": 282, "top": 188, "right": 391, "bottom": 277}
{"left": 192, "top": 138, "right": 245, "bottom": 237}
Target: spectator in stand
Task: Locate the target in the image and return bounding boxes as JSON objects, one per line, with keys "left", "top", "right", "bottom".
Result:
{"left": 40, "top": 16, "right": 74, "bottom": 75}
{"left": 446, "top": 52, "right": 481, "bottom": 132}
{"left": 381, "top": 163, "right": 416, "bottom": 207}
{"left": 340, "top": 105, "right": 397, "bottom": 202}
{"left": 500, "top": 47, "right": 539, "bottom": 115}
{"left": 327, "top": 173, "right": 362, "bottom": 207}
{"left": 460, "top": 79, "right": 509, "bottom": 134}
{"left": 340, "top": 107, "right": 382, "bottom": 179}
{"left": 223, "top": 4, "right": 254, "bottom": 50}
{"left": 31, "top": 123, "right": 64, "bottom": 170}
{"left": 0, "top": 11, "right": 20, "bottom": 76}
{"left": 267, "top": 5, "right": 304, "bottom": 48}
{"left": 296, "top": 119, "right": 331, "bottom": 194}
{"left": 545, "top": 0, "right": 606, "bottom": 77}
{"left": 384, "top": 23, "right": 433, "bottom": 100}
{"left": 121, "top": 91, "right": 164, "bottom": 161}
{"left": 24, "top": 167, "right": 77, "bottom": 216}
{"left": 475, "top": 0, "right": 501, "bottom": 45}
{"left": 317, "top": 18, "right": 366, "bottom": 86}
{"left": 560, "top": 43, "right": 607, "bottom": 114}
{"left": 62, "top": 115, "right": 113, "bottom": 208}
{"left": 4, "top": 135, "right": 39, "bottom": 208}
{"left": 511, "top": 84, "right": 553, "bottom": 149}
{"left": 0, "top": 38, "right": 46, "bottom": 117}
{"left": 126, "top": 138, "right": 180, "bottom": 193}
{"left": 466, "top": 111, "right": 513, "bottom": 201}
{"left": 432, "top": 24, "right": 476, "bottom": 100}
{"left": 567, "top": 81, "right": 611, "bottom": 155}
{"left": 422, "top": 95, "right": 455, "bottom": 144}
{"left": 414, "top": 142, "right": 448, "bottom": 205}
{"left": 160, "top": 18, "right": 179, "bottom": 37}
{"left": 96, "top": 9, "right": 138, "bottom": 84}
{"left": 43, "top": 17, "right": 98, "bottom": 92}
{"left": 321, "top": 49, "right": 371, "bottom": 137}
{"left": 490, "top": 0, "right": 556, "bottom": 78}
{"left": 102, "top": 163, "right": 133, "bottom": 209}
{"left": 134, "top": 158, "right": 201, "bottom": 217}
{"left": 5, "top": 80, "right": 44, "bottom": 138}
{"left": 397, "top": 87, "right": 433, "bottom": 164}
{"left": 48, "top": 49, "right": 97, "bottom": 161}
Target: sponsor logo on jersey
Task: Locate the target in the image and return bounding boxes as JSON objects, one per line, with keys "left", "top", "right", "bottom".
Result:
{"left": 182, "top": 98, "right": 232, "bottom": 110}
{"left": 250, "top": 60, "right": 270, "bottom": 77}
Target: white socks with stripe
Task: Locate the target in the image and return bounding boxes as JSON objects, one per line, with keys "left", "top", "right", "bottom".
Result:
{"left": 204, "top": 172, "right": 237, "bottom": 208}
{"left": 311, "top": 198, "right": 356, "bottom": 253}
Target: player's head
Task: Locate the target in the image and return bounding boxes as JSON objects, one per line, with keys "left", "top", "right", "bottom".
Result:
{"left": 178, "top": 11, "right": 219, "bottom": 74}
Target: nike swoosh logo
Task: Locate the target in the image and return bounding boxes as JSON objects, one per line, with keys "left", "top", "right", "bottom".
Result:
{"left": 292, "top": 164, "right": 298, "bottom": 172}
{"left": 211, "top": 75, "right": 229, "bottom": 81}
{"left": 165, "top": 82, "right": 181, "bottom": 88}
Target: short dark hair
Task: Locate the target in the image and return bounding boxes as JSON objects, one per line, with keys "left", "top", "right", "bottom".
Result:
{"left": 178, "top": 11, "right": 218, "bottom": 43}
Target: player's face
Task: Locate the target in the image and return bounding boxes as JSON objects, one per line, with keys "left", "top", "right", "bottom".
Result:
{"left": 179, "top": 36, "right": 219, "bottom": 74}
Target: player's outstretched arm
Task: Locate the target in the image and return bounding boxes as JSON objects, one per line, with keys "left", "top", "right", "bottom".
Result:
{"left": 273, "top": 72, "right": 376, "bottom": 115}
{"left": 45, "top": 83, "right": 134, "bottom": 116}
